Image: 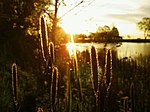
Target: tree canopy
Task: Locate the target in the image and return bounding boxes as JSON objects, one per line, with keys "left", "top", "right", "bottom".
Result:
{"left": 0, "top": 0, "right": 51, "bottom": 69}
{"left": 137, "top": 17, "right": 150, "bottom": 39}
{"left": 88, "top": 25, "right": 120, "bottom": 41}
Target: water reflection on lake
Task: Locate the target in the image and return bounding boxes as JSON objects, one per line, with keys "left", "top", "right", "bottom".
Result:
{"left": 116, "top": 42, "right": 150, "bottom": 58}
{"left": 71, "top": 42, "right": 150, "bottom": 63}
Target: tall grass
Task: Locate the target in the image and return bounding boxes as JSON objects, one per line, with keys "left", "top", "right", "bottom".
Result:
{"left": 5, "top": 14, "right": 149, "bottom": 112}
{"left": 51, "top": 67, "right": 58, "bottom": 112}
{"left": 91, "top": 46, "right": 98, "bottom": 94}
{"left": 40, "top": 16, "right": 49, "bottom": 62}
{"left": 90, "top": 46, "right": 100, "bottom": 112}
{"left": 12, "top": 63, "right": 18, "bottom": 107}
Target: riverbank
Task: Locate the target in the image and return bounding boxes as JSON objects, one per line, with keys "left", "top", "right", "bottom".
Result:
{"left": 75, "top": 39, "right": 150, "bottom": 43}
{"left": 120, "top": 39, "right": 150, "bottom": 42}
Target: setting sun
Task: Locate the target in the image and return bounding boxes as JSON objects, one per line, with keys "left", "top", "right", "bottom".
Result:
{"left": 59, "top": 14, "right": 97, "bottom": 34}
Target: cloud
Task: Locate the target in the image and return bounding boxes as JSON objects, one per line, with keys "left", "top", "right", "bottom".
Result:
{"left": 138, "top": 4, "right": 150, "bottom": 16}
{"left": 106, "top": 13, "right": 144, "bottom": 23}
{"left": 105, "top": 0, "right": 150, "bottom": 24}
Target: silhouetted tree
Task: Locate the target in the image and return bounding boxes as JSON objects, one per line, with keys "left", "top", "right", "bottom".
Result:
{"left": 111, "top": 26, "right": 119, "bottom": 37}
{"left": 137, "top": 17, "right": 150, "bottom": 40}
{"left": 90, "top": 25, "right": 120, "bottom": 41}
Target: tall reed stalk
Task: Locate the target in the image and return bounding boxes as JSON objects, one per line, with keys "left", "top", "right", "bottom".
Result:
{"left": 40, "top": 15, "right": 65, "bottom": 112}
{"left": 49, "top": 42, "right": 55, "bottom": 63}
{"left": 40, "top": 16, "right": 49, "bottom": 62}
{"left": 12, "top": 63, "right": 18, "bottom": 110}
{"left": 51, "top": 67, "right": 58, "bottom": 112}
{"left": 106, "top": 49, "right": 113, "bottom": 92}
{"left": 73, "top": 58, "right": 83, "bottom": 102}
{"left": 90, "top": 46, "right": 99, "bottom": 111}
{"left": 66, "top": 62, "right": 71, "bottom": 112}
{"left": 130, "top": 82, "right": 135, "bottom": 112}
{"left": 91, "top": 46, "right": 98, "bottom": 94}
{"left": 40, "top": 15, "right": 58, "bottom": 111}
{"left": 96, "top": 48, "right": 113, "bottom": 112}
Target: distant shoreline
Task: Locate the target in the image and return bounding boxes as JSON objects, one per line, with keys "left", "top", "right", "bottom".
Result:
{"left": 120, "top": 39, "right": 150, "bottom": 43}
{"left": 75, "top": 39, "right": 150, "bottom": 43}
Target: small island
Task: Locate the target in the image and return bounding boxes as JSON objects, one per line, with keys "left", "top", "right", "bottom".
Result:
{"left": 73, "top": 25, "right": 150, "bottom": 43}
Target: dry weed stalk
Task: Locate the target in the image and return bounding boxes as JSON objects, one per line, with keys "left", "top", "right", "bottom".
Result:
{"left": 12, "top": 63, "right": 18, "bottom": 107}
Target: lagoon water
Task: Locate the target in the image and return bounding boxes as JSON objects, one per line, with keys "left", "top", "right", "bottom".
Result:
{"left": 72, "top": 42, "right": 150, "bottom": 63}
{"left": 116, "top": 42, "right": 150, "bottom": 58}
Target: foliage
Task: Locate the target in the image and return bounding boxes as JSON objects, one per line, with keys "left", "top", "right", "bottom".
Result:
{"left": 88, "top": 25, "right": 120, "bottom": 41}
{"left": 74, "top": 34, "right": 87, "bottom": 42}
{"left": 0, "top": 0, "right": 51, "bottom": 70}
{"left": 137, "top": 17, "right": 150, "bottom": 39}
{"left": 1, "top": 1, "right": 150, "bottom": 112}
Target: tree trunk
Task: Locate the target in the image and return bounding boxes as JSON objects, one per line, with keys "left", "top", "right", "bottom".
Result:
{"left": 144, "top": 30, "right": 147, "bottom": 40}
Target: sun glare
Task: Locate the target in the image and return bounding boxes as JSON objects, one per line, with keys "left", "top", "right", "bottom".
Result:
{"left": 66, "top": 42, "right": 76, "bottom": 57}
{"left": 60, "top": 14, "right": 83, "bottom": 34}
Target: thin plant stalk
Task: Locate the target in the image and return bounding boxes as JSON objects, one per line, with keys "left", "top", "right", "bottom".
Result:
{"left": 12, "top": 63, "right": 18, "bottom": 110}
{"left": 66, "top": 63, "right": 71, "bottom": 112}
{"left": 90, "top": 46, "right": 99, "bottom": 111}
{"left": 52, "top": 67, "right": 58, "bottom": 112}
{"left": 40, "top": 16, "right": 49, "bottom": 62}
{"left": 91, "top": 46, "right": 98, "bottom": 94}
{"left": 49, "top": 42, "right": 55, "bottom": 63}
{"left": 130, "top": 82, "right": 135, "bottom": 112}
{"left": 73, "top": 58, "right": 83, "bottom": 102}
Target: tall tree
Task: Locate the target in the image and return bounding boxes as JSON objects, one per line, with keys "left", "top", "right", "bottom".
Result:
{"left": 0, "top": 0, "right": 51, "bottom": 69}
{"left": 111, "top": 26, "right": 119, "bottom": 37}
{"left": 137, "top": 17, "right": 150, "bottom": 40}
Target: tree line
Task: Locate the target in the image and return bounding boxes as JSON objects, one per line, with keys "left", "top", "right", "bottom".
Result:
{"left": 74, "top": 25, "right": 121, "bottom": 42}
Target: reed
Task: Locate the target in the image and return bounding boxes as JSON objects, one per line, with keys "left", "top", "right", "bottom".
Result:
{"left": 47, "top": 42, "right": 54, "bottom": 96}
{"left": 40, "top": 16, "right": 49, "bottom": 62}
{"left": 66, "top": 62, "right": 71, "bottom": 112}
{"left": 106, "top": 49, "right": 113, "bottom": 92}
{"left": 103, "top": 49, "right": 108, "bottom": 86}
{"left": 130, "top": 82, "right": 135, "bottom": 112}
{"left": 73, "top": 58, "right": 83, "bottom": 102}
{"left": 49, "top": 42, "right": 55, "bottom": 63}
{"left": 51, "top": 67, "right": 58, "bottom": 112}
{"left": 12, "top": 63, "right": 18, "bottom": 108}
{"left": 85, "top": 49, "right": 90, "bottom": 63}
{"left": 40, "top": 16, "right": 57, "bottom": 111}
{"left": 90, "top": 46, "right": 99, "bottom": 112}
{"left": 91, "top": 46, "right": 98, "bottom": 94}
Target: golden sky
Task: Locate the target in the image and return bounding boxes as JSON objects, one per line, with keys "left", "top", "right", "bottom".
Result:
{"left": 58, "top": 0, "right": 150, "bottom": 38}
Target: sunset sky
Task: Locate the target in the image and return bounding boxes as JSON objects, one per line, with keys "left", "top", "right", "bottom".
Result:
{"left": 58, "top": 0, "right": 150, "bottom": 38}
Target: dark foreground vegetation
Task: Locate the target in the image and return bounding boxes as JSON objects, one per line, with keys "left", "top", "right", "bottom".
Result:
{"left": 0, "top": 1, "right": 150, "bottom": 112}
{"left": 1, "top": 41, "right": 150, "bottom": 112}
{"left": 1, "top": 16, "right": 150, "bottom": 111}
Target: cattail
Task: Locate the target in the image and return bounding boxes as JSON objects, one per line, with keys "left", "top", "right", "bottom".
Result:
{"left": 49, "top": 42, "right": 55, "bottom": 63}
{"left": 40, "top": 16, "right": 49, "bottom": 61}
{"left": 12, "top": 63, "right": 18, "bottom": 106}
{"left": 130, "top": 82, "right": 135, "bottom": 112}
{"left": 73, "top": 58, "right": 82, "bottom": 102}
{"left": 103, "top": 49, "right": 108, "bottom": 85}
{"left": 85, "top": 49, "right": 90, "bottom": 63}
{"left": 47, "top": 55, "right": 53, "bottom": 97}
{"left": 103, "top": 49, "right": 113, "bottom": 92}
{"left": 66, "top": 62, "right": 71, "bottom": 112}
{"left": 91, "top": 46, "right": 98, "bottom": 93}
{"left": 106, "top": 49, "right": 111, "bottom": 86}
{"left": 107, "top": 49, "right": 113, "bottom": 91}
{"left": 52, "top": 67, "right": 58, "bottom": 108}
